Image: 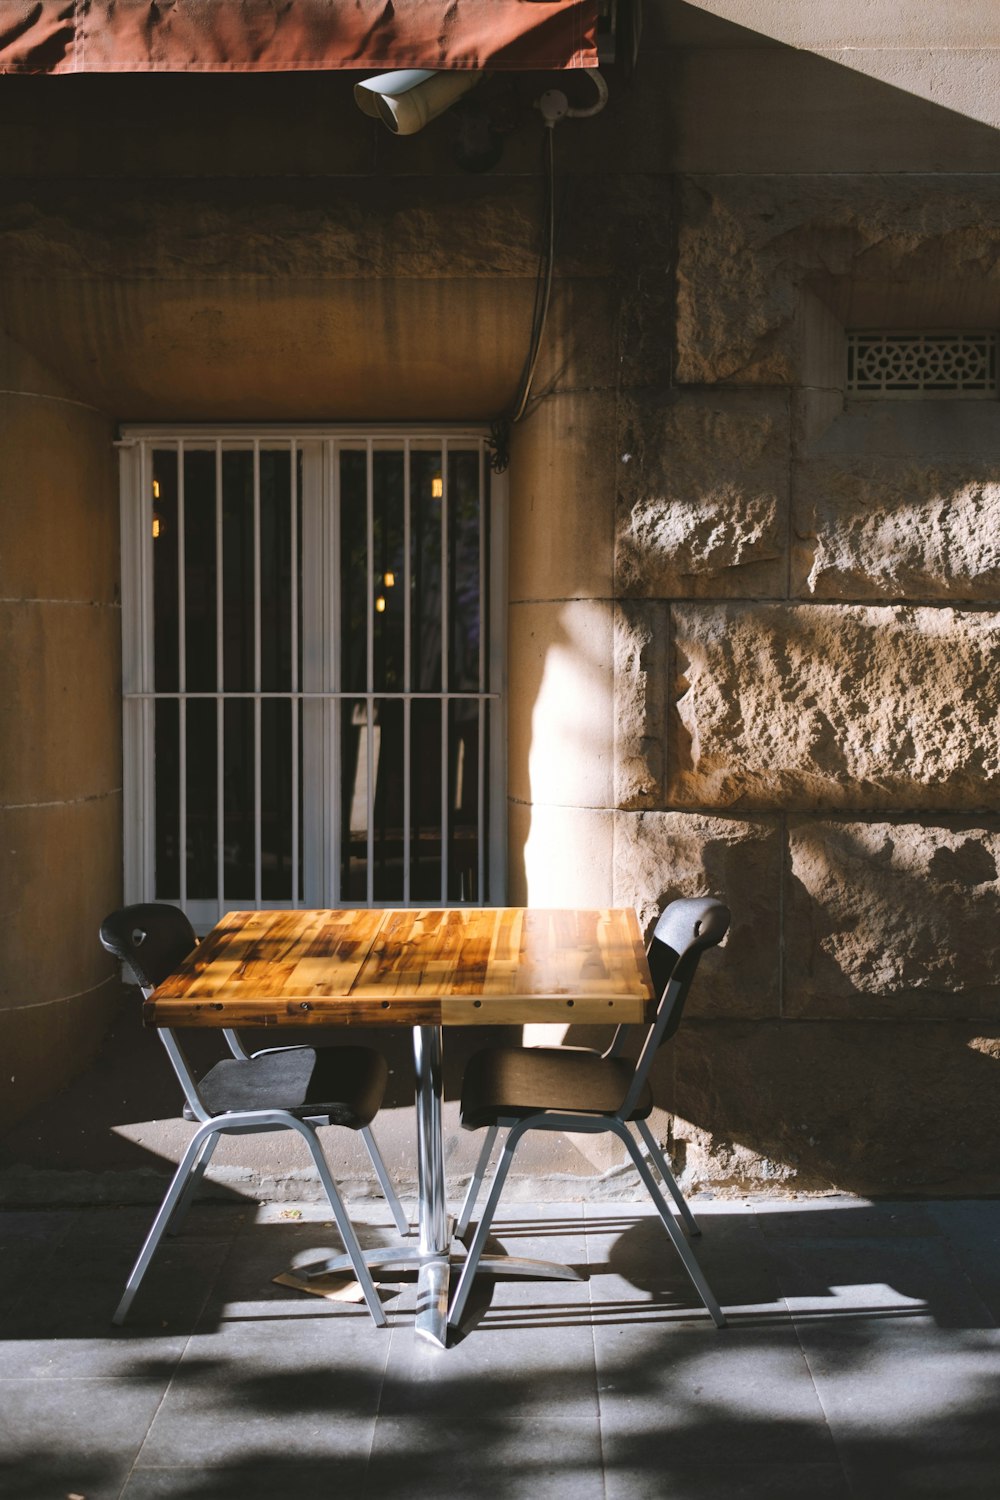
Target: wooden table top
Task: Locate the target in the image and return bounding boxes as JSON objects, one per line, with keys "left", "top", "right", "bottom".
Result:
{"left": 145, "top": 907, "right": 656, "bottom": 1029}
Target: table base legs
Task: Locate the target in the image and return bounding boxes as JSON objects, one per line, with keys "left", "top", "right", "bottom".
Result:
{"left": 300, "top": 1025, "right": 582, "bottom": 1347}
{"left": 304, "top": 1243, "right": 583, "bottom": 1346}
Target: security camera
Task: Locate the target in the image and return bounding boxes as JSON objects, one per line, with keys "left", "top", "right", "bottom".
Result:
{"left": 354, "top": 69, "right": 483, "bottom": 136}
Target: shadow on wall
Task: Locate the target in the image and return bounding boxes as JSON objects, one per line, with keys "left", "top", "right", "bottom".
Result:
{"left": 647, "top": 819, "right": 1000, "bottom": 1197}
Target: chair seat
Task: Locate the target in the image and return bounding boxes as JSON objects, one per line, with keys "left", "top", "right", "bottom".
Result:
{"left": 460, "top": 1045, "right": 653, "bottom": 1130}
{"left": 183, "top": 1045, "right": 388, "bottom": 1129}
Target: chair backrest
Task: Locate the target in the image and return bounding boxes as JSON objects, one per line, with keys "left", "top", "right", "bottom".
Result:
{"left": 99, "top": 903, "right": 198, "bottom": 997}
{"left": 617, "top": 896, "right": 730, "bottom": 1120}
{"left": 647, "top": 897, "right": 731, "bottom": 1045}
{"left": 100, "top": 902, "right": 213, "bottom": 1120}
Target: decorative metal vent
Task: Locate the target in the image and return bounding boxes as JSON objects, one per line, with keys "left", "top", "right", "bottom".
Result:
{"left": 846, "top": 331, "right": 998, "bottom": 398}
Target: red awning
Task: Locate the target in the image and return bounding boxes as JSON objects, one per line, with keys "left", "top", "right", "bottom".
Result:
{"left": 0, "top": 0, "right": 599, "bottom": 75}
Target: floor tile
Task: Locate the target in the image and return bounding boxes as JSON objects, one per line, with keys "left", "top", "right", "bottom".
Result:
{"left": 0, "top": 1377, "right": 167, "bottom": 1500}
{"left": 603, "top": 1461, "right": 852, "bottom": 1499}
{"left": 1, "top": 1197, "right": 999, "bottom": 1500}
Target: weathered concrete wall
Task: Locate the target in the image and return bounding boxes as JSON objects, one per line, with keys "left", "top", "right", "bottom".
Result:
{"left": 0, "top": 330, "right": 122, "bottom": 1132}
{"left": 3, "top": 0, "right": 1000, "bottom": 1199}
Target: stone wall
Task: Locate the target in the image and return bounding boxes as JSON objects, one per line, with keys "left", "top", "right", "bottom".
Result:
{"left": 600, "top": 7, "right": 1000, "bottom": 1193}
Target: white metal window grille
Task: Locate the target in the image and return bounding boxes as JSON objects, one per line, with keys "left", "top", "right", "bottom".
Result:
{"left": 846, "top": 331, "right": 998, "bottom": 398}
{"left": 118, "top": 427, "right": 506, "bottom": 929}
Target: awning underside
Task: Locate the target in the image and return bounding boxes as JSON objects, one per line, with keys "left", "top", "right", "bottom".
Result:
{"left": 0, "top": 0, "right": 599, "bottom": 74}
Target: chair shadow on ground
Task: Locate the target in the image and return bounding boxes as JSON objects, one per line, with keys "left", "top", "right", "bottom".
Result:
{"left": 2, "top": 1199, "right": 999, "bottom": 1500}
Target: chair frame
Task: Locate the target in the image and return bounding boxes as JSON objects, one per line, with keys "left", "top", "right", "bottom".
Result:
{"left": 448, "top": 899, "right": 730, "bottom": 1334}
{"left": 101, "top": 907, "right": 407, "bottom": 1329}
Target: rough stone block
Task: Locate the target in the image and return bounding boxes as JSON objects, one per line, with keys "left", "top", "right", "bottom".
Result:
{"left": 675, "top": 175, "right": 1000, "bottom": 385}
{"left": 669, "top": 602, "right": 1000, "bottom": 811}
{"left": 667, "top": 1019, "right": 1000, "bottom": 1196}
{"left": 616, "top": 390, "right": 789, "bottom": 598}
{"left": 785, "top": 818, "right": 1000, "bottom": 1018}
{"left": 614, "top": 602, "right": 668, "bottom": 809}
{"left": 613, "top": 811, "right": 781, "bottom": 1018}
{"left": 793, "top": 401, "right": 1000, "bottom": 599}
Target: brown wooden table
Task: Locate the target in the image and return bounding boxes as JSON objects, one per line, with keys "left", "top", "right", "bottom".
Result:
{"left": 146, "top": 906, "right": 656, "bottom": 1345}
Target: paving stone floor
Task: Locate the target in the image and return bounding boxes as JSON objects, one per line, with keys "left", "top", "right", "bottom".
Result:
{"left": 1, "top": 1194, "right": 999, "bottom": 1500}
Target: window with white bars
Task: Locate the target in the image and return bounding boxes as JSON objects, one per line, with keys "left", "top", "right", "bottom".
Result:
{"left": 119, "top": 428, "right": 506, "bottom": 929}
{"left": 846, "top": 331, "right": 998, "bottom": 398}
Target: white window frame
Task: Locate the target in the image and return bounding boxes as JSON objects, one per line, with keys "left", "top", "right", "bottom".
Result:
{"left": 118, "top": 424, "right": 507, "bottom": 926}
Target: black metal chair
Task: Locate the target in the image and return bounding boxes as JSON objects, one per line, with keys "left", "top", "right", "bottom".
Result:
{"left": 99, "top": 903, "right": 408, "bottom": 1329}
{"left": 448, "top": 897, "right": 731, "bottom": 1333}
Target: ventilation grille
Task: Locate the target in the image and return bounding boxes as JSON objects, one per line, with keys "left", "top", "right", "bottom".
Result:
{"left": 846, "top": 331, "right": 998, "bottom": 398}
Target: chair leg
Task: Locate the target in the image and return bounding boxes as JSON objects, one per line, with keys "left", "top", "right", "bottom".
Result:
{"left": 359, "top": 1124, "right": 409, "bottom": 1236}
{"left": 448, "top": 1123, "right": 523, "bottom": 1333}
{"left": 633, "top": 1118, "right": 700, "bottom": 1237}
{"left": 113, "top": 1120, "right": 220, "bottom": 1326}
{"left": 455, "top": 1124, "right": 498, "bottom": 1239}
{"left": 165, "top": 1132, "right": 220, "bottom": 1236}
{"left": 293, "top": 1120, "right": 388, "bottom": 1329}
{"left": 614, "top": 1123, "right": 726, "bottom": 1329}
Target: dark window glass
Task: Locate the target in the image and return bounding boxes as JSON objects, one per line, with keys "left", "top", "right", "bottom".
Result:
{"left": 223, "top": 698, "right": 255, "bottom": 899}
{"left": 410, "top": 450, "right": 442, "bottom": 693}
{"left": 373, "top": 451, "right": 405, "bottom": 693}
{"left": 448, "top": 698, "right": 481, "bottom": 901}
{"left": 183, "top": 450, "right": 217, "bottom": 693}
{"left": 260, "top": 450, "right": 294, "bottom": 694}
{"left": 152, "top": 450, "right": 179, "bottom": 693}
{"left": 154, "top": 697, "right": 179, "bottom": 898}
{"left": 222, "top": 450, "right": 255, "bottom": 693}
{"left": 448, "top": 449, "right": 482, "bottom": 693}
{"left": 186, "top": 698, "right": 217, "bottom": 898}
{"left": 340, "top": 451, "right": 368, "bottom": 694}
{"left": 410, "top": 698, "right": 443, "bottom": 901}
{"left": 261, "top": 698, "right": 293, "bottom": 900}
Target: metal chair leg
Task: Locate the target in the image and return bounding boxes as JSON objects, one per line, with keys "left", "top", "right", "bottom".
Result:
{"left": 294, "top": 1120, "right": 388, "bottom": 1329}
{"left": 165, "top": 1132, "right": 220, "bottom": 1236}
{"left": 360, "top": 1124, "right": 409, "bottom": 1236}
{"left": 633, "top": 1118, "right": 700, "bottom": 1236}
{"left": 113, "top": 1119, "right": 220, "bottom": 1325}
{"left": 615, "top": 1123, "right": 726, "bottom": 1328}
{"left": 455, "top": 1124, "right": 498, "bottom": 1239}
{"left": 448, "top": 1123, "right": 523, "bottom": 1333}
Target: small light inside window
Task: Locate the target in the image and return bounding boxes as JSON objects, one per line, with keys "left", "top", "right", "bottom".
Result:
{"left": 383, "top": 571, "right": 395, "bottom": 588}
{"left": 152, "top": 516, "right": 161, "bottom": 539}
{"left": 375, "top": 595, "right": 386, "bottom": 613}
{"left": 153, "top": 479, "right": 161, "bottom": 499}
{"left": 431, "top": 476, "right": 443, "bottom": 499}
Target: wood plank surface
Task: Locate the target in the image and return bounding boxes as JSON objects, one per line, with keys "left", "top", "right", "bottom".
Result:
{"left": 144, "top": 908, "right": 655, "bottom": 1029}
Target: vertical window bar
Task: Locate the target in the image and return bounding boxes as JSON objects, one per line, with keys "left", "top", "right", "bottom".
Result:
{"left": 328, "top": 439, "right": 341, "bottom": 905}
{"left": 440, "top": 439, "right": 449, "bottom": 903}
{"left": 403, "top": 438, "right": 412, "bottom": 905}
{"left": 477, "top": 440, "right": 487, "bottom": 904}
{"left": 215, "top": 441, "right": 225, "bottom": 918}
{"left": 365, "top": 439, "right": 375, "bottom": 906}
{"left": 290, "top": 440, "right": 300, "bottom": 908}
{"left": 253, "top": 439, "right": 262, "bottom": 907}
{"left": 140, "top": 441, "right": 156, "bottom": 900}
{"left": 177, "top": 440, "right": 187, "bottom": 910}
